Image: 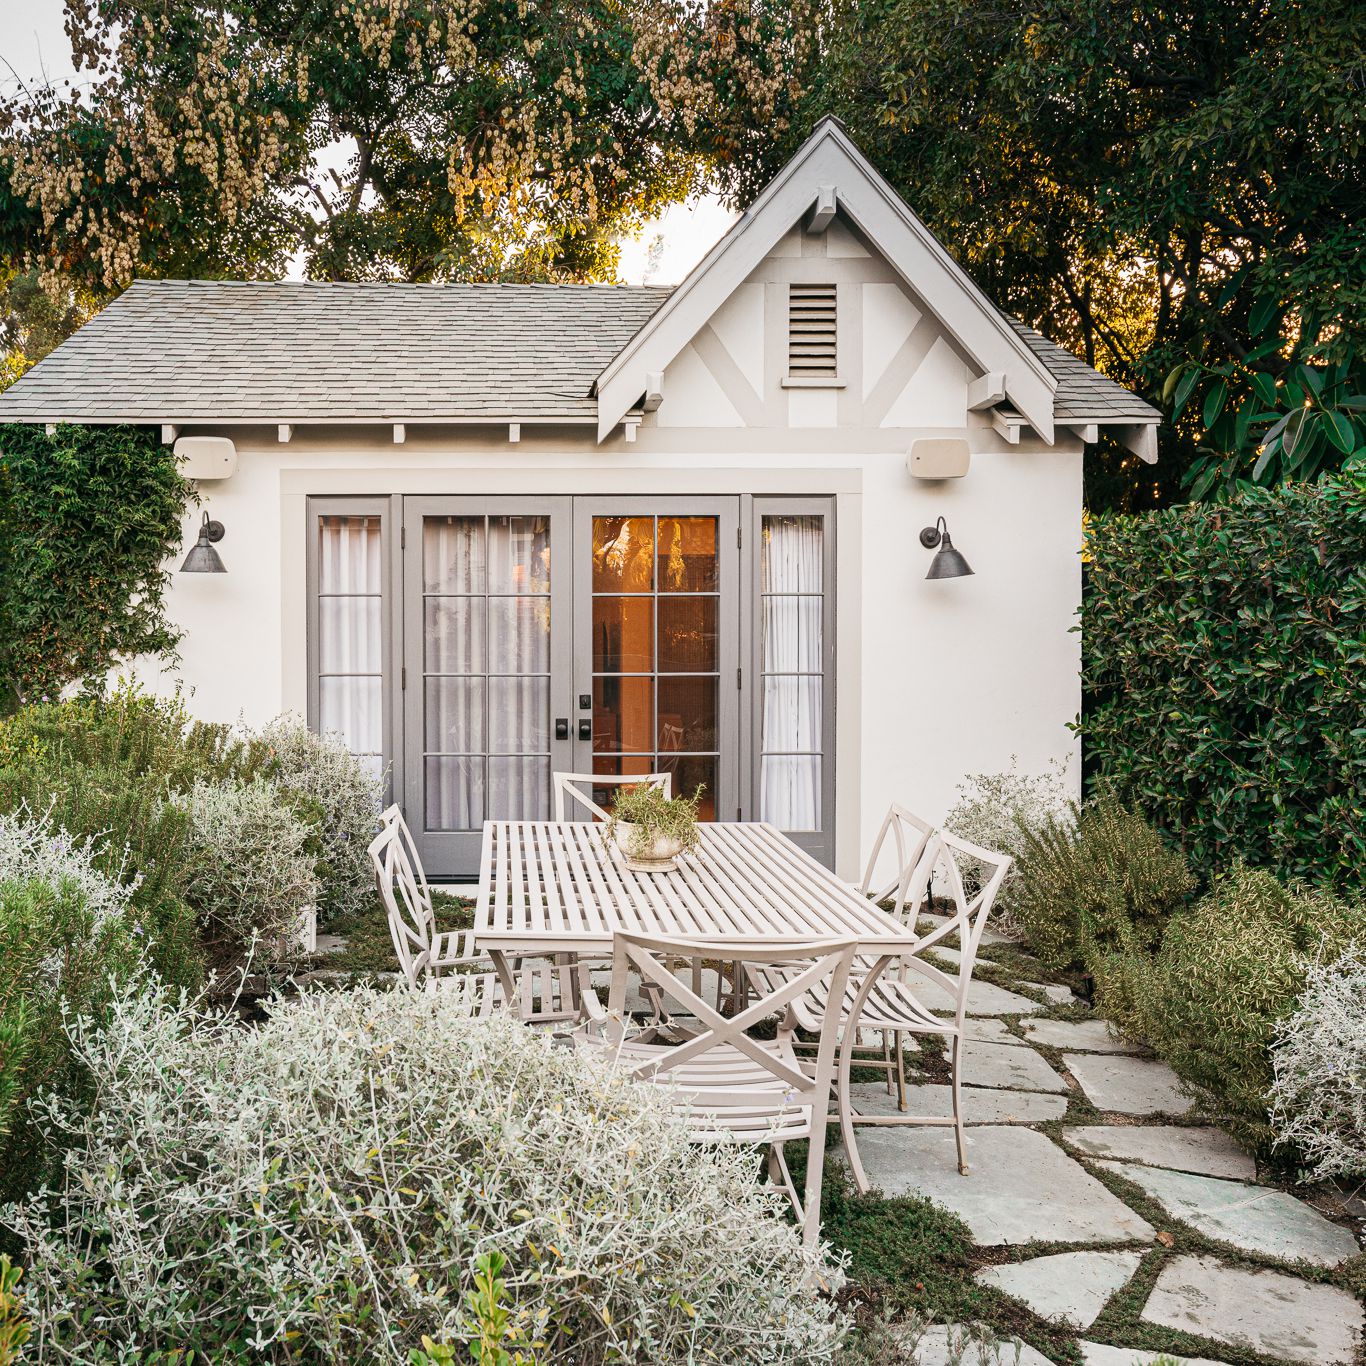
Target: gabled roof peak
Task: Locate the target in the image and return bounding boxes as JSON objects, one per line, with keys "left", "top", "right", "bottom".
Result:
{"left": 595, "top": 117, "right": 1061, "bottom": 441}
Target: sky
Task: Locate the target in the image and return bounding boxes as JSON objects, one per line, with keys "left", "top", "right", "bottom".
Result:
{"left": 0, "top": 1, "right": 733, "bottom": 286}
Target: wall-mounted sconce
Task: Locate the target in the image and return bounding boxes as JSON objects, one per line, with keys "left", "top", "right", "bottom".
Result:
{"left": 918, "top": 516, "right": 973, "bottom": 580}
{"left": 180, "top": 511, "right": 227, "bottom": 573}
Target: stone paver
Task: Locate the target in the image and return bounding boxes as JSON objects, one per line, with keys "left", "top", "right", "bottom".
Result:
{"left": 1063, "top": 1125, "right": 1254, "bottom": 1180}
{"left": 975, "top": 1249, "right": 1142, "bottom": 1328}
{"left": 919, "top": 978, "right": 1045, "bottom": 1016}
{"left": 1020, "top": 1017, "right": 1142, "bottom": 1054}
{"left": 1065, "top": 1052, "right": 1192, "bottom": 1115}
{"left": 1142, "top": 1254, "right": 1364, "bottom": 1365}
{"left": 1041, "top": 983, "right": 1078, "bottom": 1005}
{"left": 913, "top": 1325, "right": 1054, "bottom": 1365}
{"left": 1099, "top": 1161, "right": 1361, "bottom": 1267}
{"left": 962, "top": 1017, "right": 1023, "bottom": 1045}
{"left": 855, "top": 1125, "right": 1155, "bottom": 1245}
{"left": 964, "top": 1041, "right": 1069, "bottom": 1093}
{"left": 850, "top": 1082, "right": 1067, "bottom": 1124}
{"left": 1078, "top": 1345, "right": 1229, "bottom": 1366}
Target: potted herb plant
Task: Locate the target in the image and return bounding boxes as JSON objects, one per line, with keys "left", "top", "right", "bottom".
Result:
{"left": 607, "top": 783, "right": 704, "bottom": 872}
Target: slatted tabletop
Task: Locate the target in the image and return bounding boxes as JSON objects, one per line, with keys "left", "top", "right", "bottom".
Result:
{"left": 474, "top": 820, "right": 919, "bottom": 953}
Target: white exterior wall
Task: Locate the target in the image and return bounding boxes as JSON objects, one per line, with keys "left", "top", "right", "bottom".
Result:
{"left": 141, "top": 215, "right": 1084, "bottom": 879}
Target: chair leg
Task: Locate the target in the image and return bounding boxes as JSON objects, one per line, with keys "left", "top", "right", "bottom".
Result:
{"left": 837, "top": 1026, "right": 872, "bottom": 1195}
{"left": 895, "top": 1029, "right": 908, "bottom": 1112}
{"left": 951, "top": 1032, "right": 969, "bottom": 1175}
{"left": 768, "top": 1143, "right": 803, "bottom": 1223}
{"left": 882, "top": 1030, "right": 893, "bottom": 1096}
{"left": 799, "top": 1114, "right": 829, "bottom": 1247}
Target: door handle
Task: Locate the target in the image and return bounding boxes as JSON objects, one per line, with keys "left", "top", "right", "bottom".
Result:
{"left": 578, "top": 719, "right": 591, "bottom": 741}
{"left": 555, "top": 718, "right": 569, "bottom": 740}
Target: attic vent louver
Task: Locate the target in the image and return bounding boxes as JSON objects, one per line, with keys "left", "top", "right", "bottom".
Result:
{"left": 788, "top": 283, "right": 838, "bottom": 378}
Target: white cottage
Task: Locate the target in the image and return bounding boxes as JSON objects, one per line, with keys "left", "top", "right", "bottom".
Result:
{"left": 0, "top": 118, "right": 1160, "bottom": 880}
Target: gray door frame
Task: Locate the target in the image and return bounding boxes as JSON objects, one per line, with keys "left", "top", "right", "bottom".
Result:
{"left": 401, "top": 495, "right": 574, "bottom": 874}
{"left": 572, "top": 496, "right": 742, "bottom": 824}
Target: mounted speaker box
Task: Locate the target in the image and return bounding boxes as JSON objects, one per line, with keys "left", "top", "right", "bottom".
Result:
{"left": 906, "top": 438, "right": 971, "bottom": 480}
{"left": 174, "top": 436, "right": 237, "bottom": 481}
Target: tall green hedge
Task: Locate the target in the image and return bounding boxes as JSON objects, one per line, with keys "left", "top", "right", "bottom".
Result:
{"left": 1080, "top": 476, "right": 1366, "bottom": 887}
{"left": 0, "top": 423, "right": 191, "bottom": 711}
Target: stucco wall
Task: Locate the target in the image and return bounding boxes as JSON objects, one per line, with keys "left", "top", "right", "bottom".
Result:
{"left": 141, "top": 424, "right": 1082, "bottom": 881}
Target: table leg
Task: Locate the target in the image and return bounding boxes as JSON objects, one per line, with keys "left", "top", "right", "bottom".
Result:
{"left": 488, "top": 948, "right": 519, "bottom": 1007}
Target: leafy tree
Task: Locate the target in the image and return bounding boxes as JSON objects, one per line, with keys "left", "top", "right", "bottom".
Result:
{"left": 733, "top": 0, "right": 1366, "bottom": 509}
{"left": 0, "top": 424, "right": 192, "bottom": 709}
{"left": 1164, "top": 307, "right": 1366, "bottom": 499}
{"left": 0, "top": 0, "right": 813, "bottom": 296}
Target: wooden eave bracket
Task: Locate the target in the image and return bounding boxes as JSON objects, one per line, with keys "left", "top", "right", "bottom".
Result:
{"left": 807, "top": 186, "right": 837, "bottom": 234}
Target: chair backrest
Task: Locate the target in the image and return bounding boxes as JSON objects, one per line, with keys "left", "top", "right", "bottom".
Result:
{"left": 604, "top": 932, "right": 857, "bottom": 1114}
{"left": 899, "top": 829, "right": 1012, "bottom": 1024}
{"left": 553, "top": 771, "right": 672, "bottom": 822}
{"left": 367, "top": 804, "right": 436, "bottom": 987}
{"left": 859, "top": 803, "right": 938, "bottom": 919}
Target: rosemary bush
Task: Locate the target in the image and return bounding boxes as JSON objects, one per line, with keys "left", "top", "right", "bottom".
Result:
{"left": 1096, "top": 864, "right": 1366, "bottom": 1150}
{"left": 0, "top": 810, "right": 140, "bottom": 1204}
{"left": 943, "top": 760, "right": 1071, "bottom": 931}
{"left": 606, "top": 783, "right": 703, "bottom": 860}
{"left": 1269, "top": 946, "right": 1366, "bottom": 1180}
{"left": 5, "top": 982, "right": 846, "bottom": 1364}
{"left": 1008, "top": 790, "right": 1194, "bottom": 972}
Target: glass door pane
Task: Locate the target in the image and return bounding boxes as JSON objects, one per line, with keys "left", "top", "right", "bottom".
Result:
{"left": 404, "top": 498, "right": 570, "bottom": 876}
{"left": 575, "top": 501, "right": 739, "bottom": 822}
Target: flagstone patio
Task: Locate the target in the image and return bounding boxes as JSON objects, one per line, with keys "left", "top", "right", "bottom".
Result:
{"left": 851, "top": 940, "right": 1366, "bottom": 1366}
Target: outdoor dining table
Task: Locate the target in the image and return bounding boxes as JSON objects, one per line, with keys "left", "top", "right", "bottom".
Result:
{"left": 473, "top": 818, "right": 921, "bottom": 970}
{"left": 473, "top": 818, "right": 923, "bottom": 1136}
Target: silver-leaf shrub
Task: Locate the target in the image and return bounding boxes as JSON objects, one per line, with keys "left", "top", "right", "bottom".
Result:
{"left": 177, "top": 775, "right": 320, "bottom": 966}
{"left": 6, "top": 982, "right": 847, "bottom": 1363}
{"left": 258, "top": 714, "right": 384, "bottom": 926}
{"left": 1270, "top": 946, "right": 1366, "bottom": 1181}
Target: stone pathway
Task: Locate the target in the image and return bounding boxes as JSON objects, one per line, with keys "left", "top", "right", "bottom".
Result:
{"left": 852, "top": 937, "right": 1366, "bottom": 1366}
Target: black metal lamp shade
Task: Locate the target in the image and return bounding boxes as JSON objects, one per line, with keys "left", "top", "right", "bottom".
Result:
{"left": 181, "top": 512, "right": 227, "bottom": 573}
{"left": 918, "top": 516, "right": 973, "bottom": 579}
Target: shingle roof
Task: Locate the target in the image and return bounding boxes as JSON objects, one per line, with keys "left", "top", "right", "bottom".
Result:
{"left": 1009, "top": 320, "right": 1162, "bottom": 423}
{"left": 0, "top": 279, "right": 672, "bottom": 423}
{"left": 0, "top": 277, "right": 1159, "bottom": 428}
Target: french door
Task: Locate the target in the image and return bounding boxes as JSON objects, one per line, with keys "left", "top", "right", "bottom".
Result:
{"left": 398, "top": 496, "right": 740, "bottom": 875}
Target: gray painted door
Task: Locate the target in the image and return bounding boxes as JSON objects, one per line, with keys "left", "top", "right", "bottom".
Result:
{"left": 401, "top": 496, "right": 573, "bottom": 874}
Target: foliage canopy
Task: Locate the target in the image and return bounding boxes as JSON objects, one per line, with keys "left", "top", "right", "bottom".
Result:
{"left": 0, "top": 0, "right": 814, "bottom": 293}
{"left": 741, "top": 0, "right": 1366, "bottom": 508}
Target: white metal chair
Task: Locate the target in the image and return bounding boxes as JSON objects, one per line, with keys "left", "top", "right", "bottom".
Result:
{"left": 752, "top": 830, "right": 1011, "bottom": 1190}
{"left": 553, "top": 770, "right": 672, "bottom": 821}
{"left": 855, "top": 802, "right": 938, "bottom": 913}
{"left": 577, "top": 932, "right": 857, "bottom": 1247}
{"left": 367, "top": 804, "right": 578, "bottom": 1025}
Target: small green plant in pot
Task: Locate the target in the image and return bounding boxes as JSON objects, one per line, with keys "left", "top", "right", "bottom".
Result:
{"left": 607, "top": 783, "right": 703, "bottom": 872}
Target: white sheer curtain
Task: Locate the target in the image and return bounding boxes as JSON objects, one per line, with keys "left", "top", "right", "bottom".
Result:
{"left": 422, "top": 516, "right": 552, "bottom": 829}
{"left": 318, "top": 515, "right": 384, "bottom": 783}
{"left": 759, "top": 515, "right": 824, "bottom": 832}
